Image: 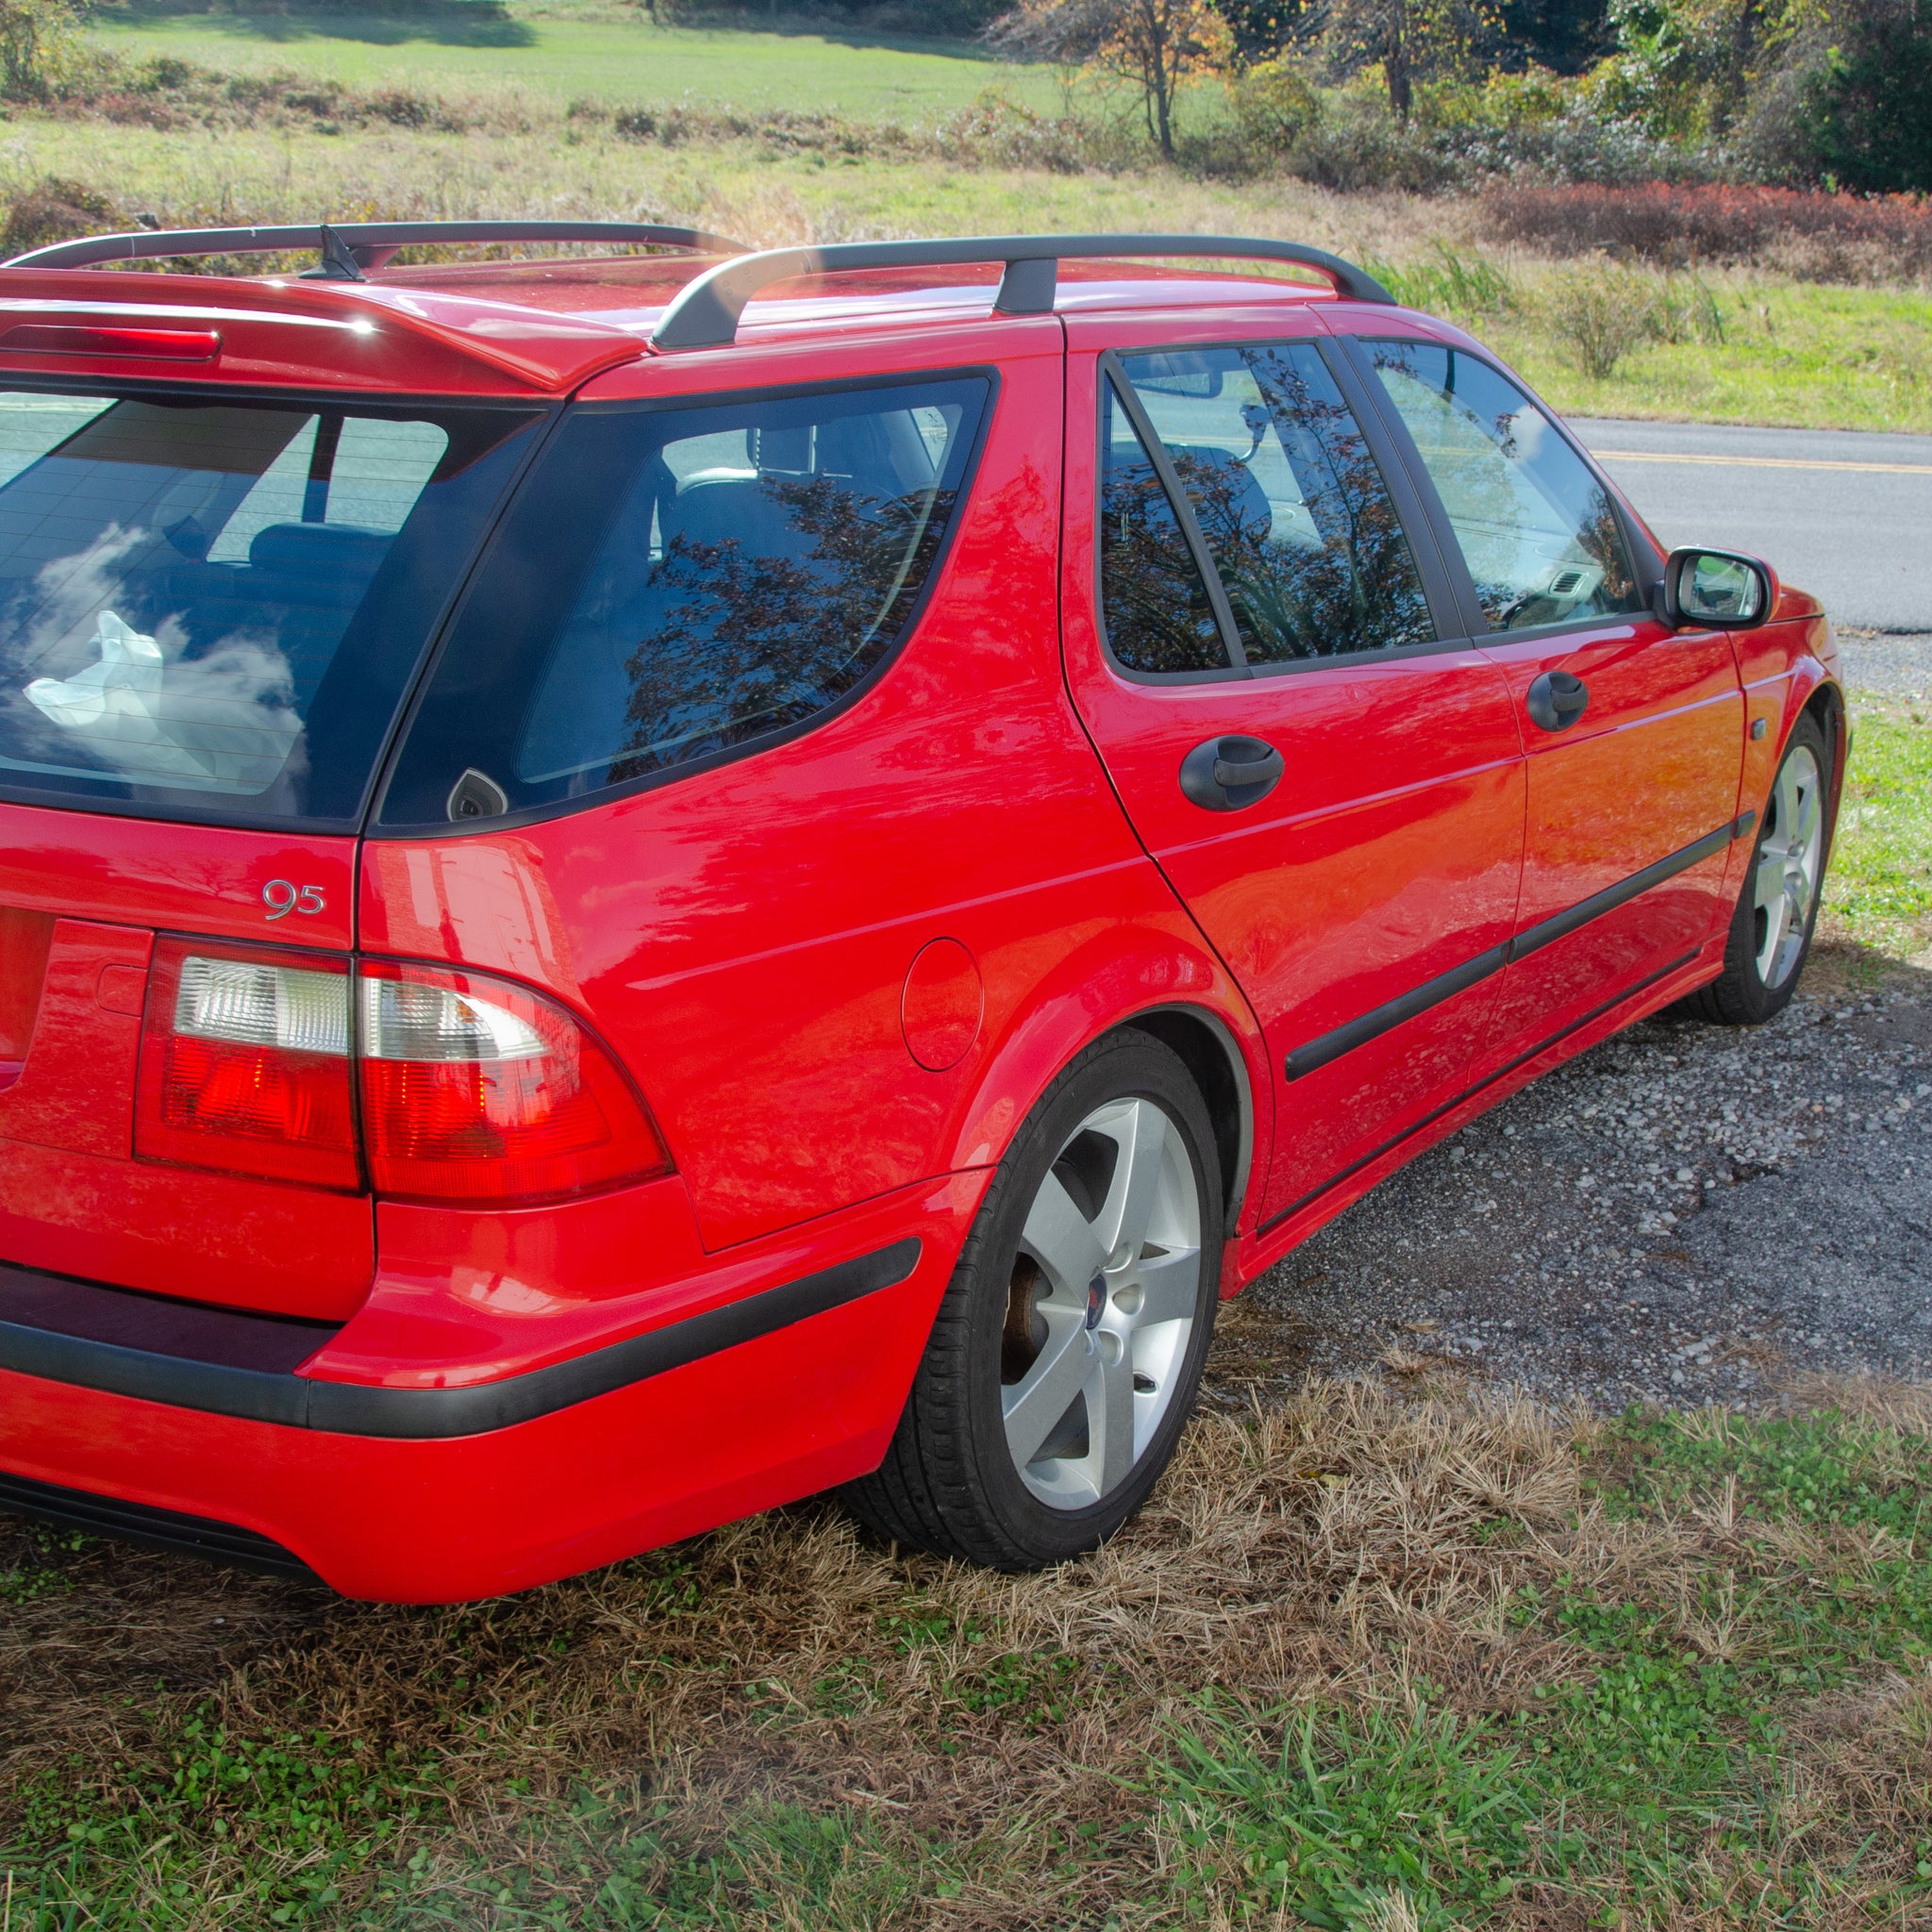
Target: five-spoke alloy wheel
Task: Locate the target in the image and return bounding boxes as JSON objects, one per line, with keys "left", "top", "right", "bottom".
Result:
{"left": 1686, "top": 711, "right": 1834, "bottom": 1026}
{"left": 845, "top": 1031, "right": 1223, "bottom": 1569}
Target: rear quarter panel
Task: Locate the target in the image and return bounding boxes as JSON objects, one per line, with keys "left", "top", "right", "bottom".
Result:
{"left": 361, "top": 319, "right": 1269, "bottom": 1253}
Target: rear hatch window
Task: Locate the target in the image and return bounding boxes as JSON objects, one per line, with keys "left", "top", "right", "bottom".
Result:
{"left": 0, "top": 388, "right": 541, "bottom": 827}
{"left": 376, "top": 375, "right": 990, "bottom": 827}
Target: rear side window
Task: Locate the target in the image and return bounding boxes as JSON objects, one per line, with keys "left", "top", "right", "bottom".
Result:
{"left": 379, "top": 376, "right": 991, "bottom": 826}
{"left": 0, "top": 391, "right": 540, "bottom": 825}
{"left": 1103, "top": 344, "right": 1435, "bottom": 674}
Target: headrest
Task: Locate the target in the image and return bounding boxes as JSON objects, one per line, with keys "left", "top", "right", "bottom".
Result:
{"left": 248, "top": 522, "right": 392, "bottom": 576}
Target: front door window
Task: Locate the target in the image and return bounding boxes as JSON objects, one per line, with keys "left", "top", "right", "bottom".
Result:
{"left": 1363, "top": 341, "right": 1643, "bottom": 633}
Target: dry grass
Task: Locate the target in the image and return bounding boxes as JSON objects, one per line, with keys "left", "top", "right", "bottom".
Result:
{"left": 7, "top": 1372, "right": 1932, "bottom": 1927}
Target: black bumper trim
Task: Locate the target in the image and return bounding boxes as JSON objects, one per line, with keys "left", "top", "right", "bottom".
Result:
{"left": 0, "top": 1238, "right": 923, "bottom": 1441}
{"left": 0, "top": 1468, "right": 316, "bottom": 1580}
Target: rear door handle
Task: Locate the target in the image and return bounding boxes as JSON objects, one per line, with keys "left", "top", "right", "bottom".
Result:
{"left": 1525, "top": 670, "right": 1590, "bottom": 732}
{"left": 1179, "top": 735, "right": 1285, "bottom": 811}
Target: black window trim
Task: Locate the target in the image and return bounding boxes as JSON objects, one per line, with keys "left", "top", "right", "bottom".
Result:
{"left": 0, "top": 375, "right": 559, "bottom": 837}
{"left": 367, "top": 361, "right": 1003, "bottom": 840}
{"left": 1091, "top": 337, "right": 1474, "bottom": 689}
{"left": 1340, "top": 333, "right": 1666, "bottom": 645}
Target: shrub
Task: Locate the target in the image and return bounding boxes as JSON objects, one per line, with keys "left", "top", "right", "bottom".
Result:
{"left": 1372, "top": 242, "right": 1516, "bottom": 324}
{"left": 1225, "top": 58, "right": 1321, "bottom": 158}
{"left": 1537, "top": 257, "right": 1658, "bottom": 377}
{"left": 0, "top": 174, "right": 114, "bottom": 257}
{"left": 0, "top": 0, "right": 74, "bottom": 101}
{"left": 1480, "top": 180, "right": 1932, "bottom": 277}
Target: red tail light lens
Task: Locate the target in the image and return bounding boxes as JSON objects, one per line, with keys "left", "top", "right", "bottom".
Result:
{"left": 136, "top": 941, "right": 358, "bottom": 1190}
{"left": 357, "top": 961, "right": 670, "bottom": 1205}
{"left": 136, "top": 947, "right": 671, "bottom": 1204}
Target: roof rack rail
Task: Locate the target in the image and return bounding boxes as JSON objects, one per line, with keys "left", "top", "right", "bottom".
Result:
{"left": 651, "top": 233, "right": 1395, "bottom": 351}
{"left": 3, "top": 220, "right": 747, "bottom": 279}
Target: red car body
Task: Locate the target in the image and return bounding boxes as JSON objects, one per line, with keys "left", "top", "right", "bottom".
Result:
{"left": 0, "top": 240, "right": 1841, "bottom": 1600}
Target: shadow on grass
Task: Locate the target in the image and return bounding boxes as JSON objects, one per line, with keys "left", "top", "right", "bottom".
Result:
{"left": 95, "top": 0, "right": 540, "bottom": 49}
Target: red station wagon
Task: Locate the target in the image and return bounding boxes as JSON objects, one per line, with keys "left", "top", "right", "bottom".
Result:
{"left": 0, "top": 223, "right": 1840, "bottom": 1600}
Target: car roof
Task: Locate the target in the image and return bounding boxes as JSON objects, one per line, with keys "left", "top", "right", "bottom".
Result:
{"left": 0, "top": 237, "right": 1400, "bottom": 400}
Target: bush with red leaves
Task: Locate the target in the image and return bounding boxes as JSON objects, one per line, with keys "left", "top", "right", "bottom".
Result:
{"left": 1479, "top": 182, "right": 1932, "bottom": 277}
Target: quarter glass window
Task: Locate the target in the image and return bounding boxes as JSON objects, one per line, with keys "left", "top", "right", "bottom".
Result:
{"left": 1111, "top": 344, "right": 1435, "bottom": 666}
{"left": 380, "top": 378, "right": 989, "bottom": 825}
{"left": 1364, "top": 342, "right": 1643, "bottom": 632}
{"left": 1099, "top": 384, "right": 1232, "bottom": 675}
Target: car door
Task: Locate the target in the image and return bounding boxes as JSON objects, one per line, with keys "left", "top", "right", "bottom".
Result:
{"left": 1060, "top": 307, "right": 1525, "bottom": 1230}
{"left": 1348, "top": 332, "right": 1745, "bottom": 1066}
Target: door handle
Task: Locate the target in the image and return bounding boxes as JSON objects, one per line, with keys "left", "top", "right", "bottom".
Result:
{"left": 1525, "top": 670, "right": 1590, "bottom": 733}
{"left": 1179, "top": 735, "right": 1285, "bottom": 811}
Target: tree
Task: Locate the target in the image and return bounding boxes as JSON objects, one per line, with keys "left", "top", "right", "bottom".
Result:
{"left": 1319, "top": 0, "right": 1503, "bottom": 118}
{"left": 988, "top": 0, "right": 1232, "bottom": 158}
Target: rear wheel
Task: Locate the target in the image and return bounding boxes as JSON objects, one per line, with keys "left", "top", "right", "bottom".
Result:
{"left": 1684, "top": 713, "right": 1832, "bottom": 1026}
{"left": 844, "top": 1032, "right": 1222, "bottom": 1569}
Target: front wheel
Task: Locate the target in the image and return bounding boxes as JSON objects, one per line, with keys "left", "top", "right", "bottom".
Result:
{"left": 843, "top": 1031, "right": 1223, "bottom": 1570}
{"left": 1684, "top": 712, "right": 1832, "bottom": 1026}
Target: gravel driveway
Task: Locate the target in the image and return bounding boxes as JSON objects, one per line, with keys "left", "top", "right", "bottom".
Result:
{"left": 1208, "top": 673, "right": 1931, "bottom": 1414}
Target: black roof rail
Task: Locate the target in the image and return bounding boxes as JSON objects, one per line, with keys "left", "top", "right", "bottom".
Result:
{"left": 651, "top": 233, "right": 1395, "bottom": 351}
{"left": 2, "top": 220, "right": 747, "bottom": 279}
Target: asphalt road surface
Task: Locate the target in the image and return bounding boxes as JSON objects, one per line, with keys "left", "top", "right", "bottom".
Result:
{"left": 1571, "top": 418, "right": 1932, "bottom": 633}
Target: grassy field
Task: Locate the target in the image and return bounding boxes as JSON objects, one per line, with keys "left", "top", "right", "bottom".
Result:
{"left": 81, "top": 3, "right": 1065, "bottom": 117}
{"left": 3, "top": 101, "right": 1928, "bottom": 429}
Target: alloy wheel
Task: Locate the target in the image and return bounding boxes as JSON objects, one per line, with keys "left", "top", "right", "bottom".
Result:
{"left": 1755, "top": 743, "right": 1825, "bottom": 990}
{"left": 999, "top": 1096, "right": 1202, "bottom": 1510}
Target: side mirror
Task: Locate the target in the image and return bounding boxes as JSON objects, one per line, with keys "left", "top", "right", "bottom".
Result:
{"left": 1657, "top": 547, "right": 1774, "bottom": 630}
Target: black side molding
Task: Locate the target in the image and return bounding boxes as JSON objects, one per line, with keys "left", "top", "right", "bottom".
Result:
{"left": 1283, "top": 823, "right": 1733, "bottom": 1081}
{"left": 1262, "top": 948, "right": 1701, "bottom": 1233}
{"left": 0, "top": 1240, "right": 922, "bottom": 1441}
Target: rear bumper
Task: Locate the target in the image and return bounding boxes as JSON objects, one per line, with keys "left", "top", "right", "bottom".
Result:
{"left": 0, "top": 1177, "right": 978, "bottom": 1600}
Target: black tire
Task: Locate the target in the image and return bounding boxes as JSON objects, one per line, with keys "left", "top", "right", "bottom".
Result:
{"left": 844, "top": 1029, "right": 1223, "bottom": 1570}
{"left": 1682, "top": 712, "right": 1833, "bottom": 1026}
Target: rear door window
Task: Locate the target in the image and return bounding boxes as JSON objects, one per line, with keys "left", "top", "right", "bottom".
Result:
{"left": 377, "top": 375, "right": 991, "bottom": 826}
{"left": 1104, "top": 344, "right": 1436, "bottom": 671}
{"left": 0, "top": 390, "right": 540, "bottom": 824}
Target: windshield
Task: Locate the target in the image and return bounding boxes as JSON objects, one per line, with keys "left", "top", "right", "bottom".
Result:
{"left": 0, "top": 389, "right": 541, "bottom": 826}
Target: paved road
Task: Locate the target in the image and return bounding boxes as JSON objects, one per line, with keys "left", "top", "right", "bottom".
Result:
{"left": 1570, "top": 419, "right": 1932, "bottom": 633}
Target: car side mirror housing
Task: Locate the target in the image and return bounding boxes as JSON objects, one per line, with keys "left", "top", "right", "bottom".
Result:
{"left": 1657, "top": 547, "right": 1774, "bottom": 630}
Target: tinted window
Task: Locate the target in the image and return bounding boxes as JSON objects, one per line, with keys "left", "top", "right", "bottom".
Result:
{"left": 1364, "top": 342, "right": 1643, "bottom": 632}
{"left": 381, "top": 377, "right": 989, "bottom": 825}
{"left": 0, "top": 391, "right": 538, "bottom": 824}
{"left": 1111, "top": 344, "right": 1435, "bottom": 667}
{"left": 1099, "top": 383, "right": 1232, "bottom": 675}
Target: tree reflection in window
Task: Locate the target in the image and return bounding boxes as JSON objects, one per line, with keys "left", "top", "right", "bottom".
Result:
{"left": 1363, "top": 341, "right": 1642, "bottom": 634}
{"left": 612, "top": 473, "right": 953, "bottom": 781}
{"left": 1110, "top": 344, "right": 1435, "bottom": 671}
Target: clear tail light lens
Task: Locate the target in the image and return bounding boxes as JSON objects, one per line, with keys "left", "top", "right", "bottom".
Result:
{"left": 136, "top": 942, "right": 358, "bottom": 1190}
{"left": 358, "top": 961, "right": 669, "bottom": 1205}
{"left": 135, "top": 947, "right": 670, "bottom": 1204}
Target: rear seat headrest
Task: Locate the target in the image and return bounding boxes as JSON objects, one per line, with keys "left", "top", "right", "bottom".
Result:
{"left": 248, "top": 522, "right": 392, "bottom": 576}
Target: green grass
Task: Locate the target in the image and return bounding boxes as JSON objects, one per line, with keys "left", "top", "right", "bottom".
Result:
{"left": 81, "top": 3, "right": 1063, "bottom": 117}
{"left": 9, "top": 1392, "right": 1932, "bottom": 1928}
{"left": 1824, "top": 704, "right": 1932, "bottom": 956}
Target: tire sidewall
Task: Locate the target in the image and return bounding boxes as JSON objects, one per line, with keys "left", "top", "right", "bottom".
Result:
{"left": 1730, "top": 713, "right": 1832, "bottom": 1022}
{"left": 956, "top": 1034, "right": 1224, "bottom": 1564}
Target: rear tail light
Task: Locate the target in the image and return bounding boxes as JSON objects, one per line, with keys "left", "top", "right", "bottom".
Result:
{"left": 136, "top": 943, "right": 669, "bottom": 1204}
{"left": 137, "top": 943, "right": 357, "bottom": 1190}
{"left": 358, "top": 961, "right": 668, "bottom": 1203}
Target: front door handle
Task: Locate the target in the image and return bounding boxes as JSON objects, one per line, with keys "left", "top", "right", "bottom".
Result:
{"left": 1525, "top": 670, "right": 1590, "bottom": 732}
{"left": 1179, "top": 735, "right": 1285, "bottom": 811}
